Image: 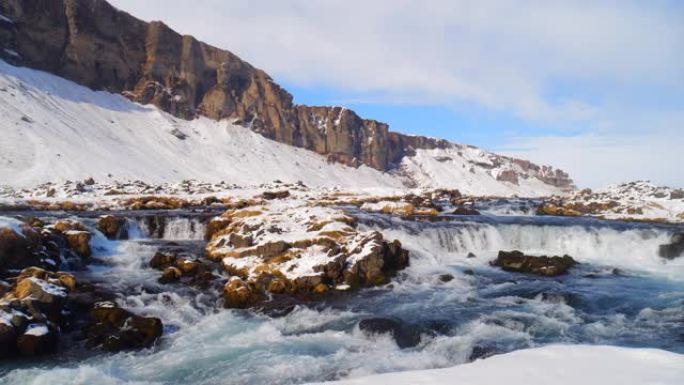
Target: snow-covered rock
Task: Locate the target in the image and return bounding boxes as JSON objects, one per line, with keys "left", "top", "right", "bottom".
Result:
{"left": 206, "top": 198, "right": 409, "bottom": 307}
{"left": 540, "top": 181, "right": 684, "bottom": 223}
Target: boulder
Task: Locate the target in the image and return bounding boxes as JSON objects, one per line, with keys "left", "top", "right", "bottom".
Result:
{"left": 658, "top": 233, "right": 684, "bottom": 260}
{"left": 158, "top": 266, "right": 182, "bottom": 284}
{"left": 261, "top": 190, "right": 290, "bottom": 200}
{"left": 96, "top": 215, "right": 128, "bottom": 240}
{"left": 0, "top": 225, "right": 41, "bottom": 270}
{"left": 16, "top": 324, "right": 57, "bottom": 356}
{"left": 452, "top": 207, "right": 481, "bottom": 215}
{"left": 358, "top": 318, "right": 421, "bottom": 349}
{"left": 14, "top": 277, "right": 67, "bottom": 305}
{"left": 149, "top": 252, "right": 177, "bottom": 269}
{"left": 536, "top": 202, "right": 582, "bottom": 217}
{"left": 223, "top": 277, "right": 256, "bottom": 309}
{"left": 62, "top": 231, "right": 92, "bottom": 258}
{"left": 491, "top": 250, "right": 577, "bottom": 276}
{"left": 86, "top": 302, "right": 163, "bottom": 352}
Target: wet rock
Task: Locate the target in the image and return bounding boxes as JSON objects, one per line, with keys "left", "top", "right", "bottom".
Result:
{"left": 158, "top": 266, "right": 182, "bottom": 284}
{"left": 14, "top": 277, "right": 67, "bottom": 305}
{"left": 0, "top": 321, "right": 17, "bottom": 358}
{"left": 205, "top": 217, "right": 232, "bottom": 241}
{"left": 149, "top": 252, "right": 177, "bottom": 269}
{"left": 438, "top": 274, "right": 454, "bottom": 283}
{"left": 491, "top": 250, "right": 577, "bottom": 276}
{"left": 96, "top": 215, "right": 128, "bottom": 240}
{"left": 536, "top": 202, "right": 582, "bottom": 217}
{"left": 358, "top": 318, "right": 421, "bottom": 349}
{"left": 452, "top": 207, "right": 481, "bottom": 215}
{"left": 658, "top": 233, "right": 684, "bottom": 260}
{"left": 175, "top": 258, "right": 201, "bottom": 275}
{"left": 467, "top": 252, "right": 477, "bottom": 259}
{"left": 0, "top": 225, "right": 41, "bottom": 271}
{"left": 223, "top": 277, "right": 257, "bottom": 309}
{"left": 86, "top": 302, "right": 162, "bottom": 352}
{"left": 16, "top": 324, "right": 57, "bottom": 356}
{"left": 62, "top": 231, "right": 92, "bottom": 258}
{"left": 469, "top": 345, "right": 497, "bottom": 361}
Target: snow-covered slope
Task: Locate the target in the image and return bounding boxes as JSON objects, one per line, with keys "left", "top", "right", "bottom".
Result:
{"left": 0, "top": 60, "right": 403, "bottom": 190}
{"left": 0, "top": 60, "right": 570, "bottom": 197}
{"left": 307, "top": 345, "right": 684, "bottom": 385}
{"left": 400, "top": 146, "right": 568, "bottom": 196}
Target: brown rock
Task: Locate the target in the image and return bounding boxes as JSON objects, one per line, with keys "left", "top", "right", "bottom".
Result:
{"left": 86, "top": 301, "right": 163, "bottom": 351}
{"left": 96, "top": 215, "right": 128, "bottom": 240}
{"left": 149, "top": 252, "right": 177, "bottom": 269}
{"left": 0, "top": 225, "right": 41, "bottom": 270}
{"left": 16, "top": 324, "right": 57, "bottom": 356}
{"left": 452, "top": 207, "right": 481, "bottom": 215}
{"left": 491, "top": 250, "right": 577, "bottom": 276}
{"left": 261, "top": 190, "right": 290, "bottom": 200}
{"left": 62, "top": 230, "right": 91, "bottom": 258}
{"left": 223, "top": 277, "right": 255, "bottom": 309}
{"left": 158, "top": 266, "right": 182, "bottom": 284}
{"left": 14, "top": 277, "right": 67, "bottom": 304}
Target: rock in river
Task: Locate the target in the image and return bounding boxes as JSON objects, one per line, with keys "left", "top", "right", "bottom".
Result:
{"left": 491, "top": 250, "right": 577, "bottom": 276}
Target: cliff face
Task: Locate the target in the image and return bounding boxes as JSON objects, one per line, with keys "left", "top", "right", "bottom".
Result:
{"left": 0, "top": 0, "right": 449, "bottom": 171}
{"left": 0, "top": 0, "right": 573, "bottom": 190}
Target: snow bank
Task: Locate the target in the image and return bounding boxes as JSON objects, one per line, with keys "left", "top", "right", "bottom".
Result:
{"left": 306, "top": 345, "right": 684, "bottom": 385}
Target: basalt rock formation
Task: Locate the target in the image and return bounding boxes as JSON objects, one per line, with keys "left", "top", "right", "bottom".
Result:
{"left": 0, "top": 0, "right": 574, "bottom": 191}
{"left": 0, "top": 0, "right": 447, "bottom": 171}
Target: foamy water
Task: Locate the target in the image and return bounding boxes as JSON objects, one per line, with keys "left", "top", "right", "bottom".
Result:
{"left": 2, "top": 211, "right": 683, "bottom": 384}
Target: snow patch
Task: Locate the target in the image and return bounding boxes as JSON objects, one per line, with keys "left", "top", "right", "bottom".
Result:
{"left": 306, "top": 345, "right": 684, "bottom": 385}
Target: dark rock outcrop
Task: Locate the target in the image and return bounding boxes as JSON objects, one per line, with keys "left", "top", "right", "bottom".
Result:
{"left": 96, "top": 215, "right": 128, "bottom": 240}
{"left": 0, "top": 0, "right": 448, "bottom": 171}
{"left": 491, "top": 250, "right": 577, "bottom": 276}
{"left": 358, "top": 317, "right": 422, "bottom": 349}
{"left": 659, "top": 233, "right": 684, "bottom": 260}
{"left": 85, "top": 301, "right": 163, "bottom": 352}
{"left": 0, "top": 0, "right": 574, "bottom": 191}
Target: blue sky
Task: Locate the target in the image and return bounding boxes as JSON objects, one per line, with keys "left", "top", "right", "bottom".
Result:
{"left": 109, "top": 0, "right": 684, "bottom": 188}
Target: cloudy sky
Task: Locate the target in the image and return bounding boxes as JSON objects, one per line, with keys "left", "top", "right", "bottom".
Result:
{"left": 108, "top": 0, "right": 683, "bottom": 188}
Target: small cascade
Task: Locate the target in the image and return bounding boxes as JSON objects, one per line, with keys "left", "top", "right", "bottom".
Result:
{"left": 368, "top": 218, "right": 684, "bottom": 276}
{"left": 125, "top": 216, "right": 208, "bottom": 240}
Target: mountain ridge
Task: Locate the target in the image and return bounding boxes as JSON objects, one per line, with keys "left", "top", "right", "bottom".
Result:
{"left": 0, "top": 0, "right": 574, "bottom": 192}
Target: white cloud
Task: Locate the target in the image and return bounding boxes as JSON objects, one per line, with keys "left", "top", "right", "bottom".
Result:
{"left": 108, "top": 0, "right": 684, "bottom": 187}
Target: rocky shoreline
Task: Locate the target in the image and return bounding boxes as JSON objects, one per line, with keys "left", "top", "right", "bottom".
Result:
{"left": 2, "top": 180, "right": 683, "bottom": 363}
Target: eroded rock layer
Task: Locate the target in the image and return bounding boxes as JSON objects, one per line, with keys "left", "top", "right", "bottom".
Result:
{"left": 0, "top": 0, "right": 450, "bottom": 171}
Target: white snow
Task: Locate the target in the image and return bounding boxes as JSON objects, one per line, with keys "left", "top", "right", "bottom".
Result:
{"left": 0, "top": 60, "right": 402, "bottom": 191}
{"left": 306, "top": 345, "right": 684, "bottom": 385}
{"left": 28, "top": 277, "right": 68, "bottom": 298}
{"left": 24, "top": 323, "right": 50, "bottom": 337}
{"left": 0, "top": 59, "right": 570, "bottom": 197}
{"left": 562, "top": 181, "right": 684, "bottom": 223}
{"left": 400, "top": 146, "right": 568, "bottom": 197}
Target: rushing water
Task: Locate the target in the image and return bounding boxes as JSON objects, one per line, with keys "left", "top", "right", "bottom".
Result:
{"left": 1, "top": 207, "right": 683, "bottom": 385}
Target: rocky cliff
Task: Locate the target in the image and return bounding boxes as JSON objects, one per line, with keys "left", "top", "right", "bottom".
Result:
{"left": 0, "top": 0, "right": 573, "bottom": 190}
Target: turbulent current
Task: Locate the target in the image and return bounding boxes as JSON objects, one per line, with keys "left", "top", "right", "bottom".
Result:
{"left": 2, "top": 208, "right": 683, "bottom": 385}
